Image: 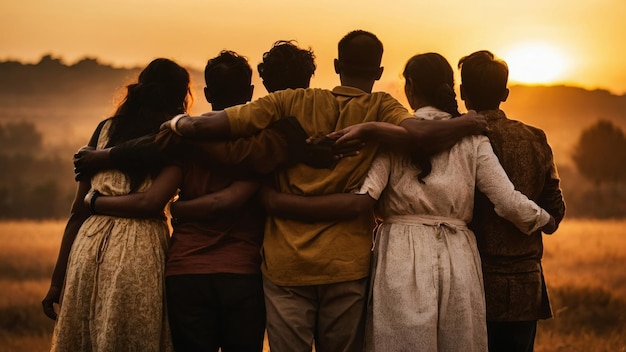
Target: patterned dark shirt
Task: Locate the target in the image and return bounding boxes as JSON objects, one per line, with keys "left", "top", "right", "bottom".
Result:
{"left": 469, "top": 109, "right": 566, "bottom": 321}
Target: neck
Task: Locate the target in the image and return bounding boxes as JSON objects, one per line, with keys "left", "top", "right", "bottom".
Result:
{"left": 340, "top": 75, "right": 375, "bottom": 93}
{"left": 211, "top": 100, "right": 248, "bottom": 111}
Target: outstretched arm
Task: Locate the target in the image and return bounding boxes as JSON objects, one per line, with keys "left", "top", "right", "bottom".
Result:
{"left": 171, "top": 181, "right": 260, "bottom": 220}
{"left": 74, "top": 134, "right": 163, "bottom": 181}
{"left": 402, "top": 112, "right": 488, "bottom": 155}
{"left": 88, "top": 165, "right": 182, "bottom": 218}
{"left": 75, "top": 111, "right": 231, "bottom": 178}
{"left": 190, "top": 117, "right": 303, "bottom": 174}
{"left": 259, "top": 186, "right": 376, "bottom": 222}
{"left": 168, "top": 111, "right": 232, "bottom": 139}
{"left": 328, "top": 111, "right": 488, "bottom": 157}
{"left": 42, "top": 179, "right": 91, "bottom": 320}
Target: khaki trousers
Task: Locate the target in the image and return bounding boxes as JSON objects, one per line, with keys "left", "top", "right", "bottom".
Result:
{"left": 263, "top": 276, "right": 368, "bottom": 352}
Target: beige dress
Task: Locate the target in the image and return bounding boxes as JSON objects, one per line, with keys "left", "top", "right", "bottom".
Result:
{"left": 51, "top": 120, "right": 173, "bottom": 351}
{"left": 360, "top": 107, "right": 550, "bottom": 352}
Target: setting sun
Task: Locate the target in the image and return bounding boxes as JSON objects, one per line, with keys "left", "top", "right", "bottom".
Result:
{"left": 502, "top": 43, "right": 569, "bottom": 85}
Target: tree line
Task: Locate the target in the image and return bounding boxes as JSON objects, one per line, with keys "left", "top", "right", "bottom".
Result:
{"left": 0, "top": 121, "right": 75, "bottom": 219}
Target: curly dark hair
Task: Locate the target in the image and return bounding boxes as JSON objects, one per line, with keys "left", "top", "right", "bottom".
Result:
{"left": 204, "top": 50, "right": 252, "bottom": 109}
{"left": 257, "top": 40, "right": 316, "bottom": 93}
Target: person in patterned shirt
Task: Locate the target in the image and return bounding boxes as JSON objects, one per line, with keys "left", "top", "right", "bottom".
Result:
{"left": 460, "top": 50, "right": 566, "bottom": 352}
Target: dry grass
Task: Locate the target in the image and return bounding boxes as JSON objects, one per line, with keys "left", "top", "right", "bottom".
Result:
{"left": 536, "top": 220, "right": 626, "bottom": 351}
{"left": 542, "top": 220, "right": 626, "bottom": 298}
{"left": 0, "top": 219, "right": 624, "bottom": 351}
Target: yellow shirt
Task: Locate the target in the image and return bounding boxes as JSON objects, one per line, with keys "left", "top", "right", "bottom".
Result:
{"left": 225, "top": 86, "right": 412, "bottom": 285}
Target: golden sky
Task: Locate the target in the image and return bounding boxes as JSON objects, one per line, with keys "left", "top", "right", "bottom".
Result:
{"left": 2, "top": 0, "right": 626, "bottom": 95}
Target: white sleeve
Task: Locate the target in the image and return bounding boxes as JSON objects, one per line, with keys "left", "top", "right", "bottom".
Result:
{"left": 355, "top": 151, "right": 391, "bottom": 201}
{"left": 475, "top": 136, "right": 550, "bottom": 234}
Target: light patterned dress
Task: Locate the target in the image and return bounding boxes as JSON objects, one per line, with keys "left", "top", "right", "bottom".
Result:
{"left": 360, "top": 107, "right": 550, "bottom": 352}
{"left": 51, "top": 120, "right": 173, "bottom": 352}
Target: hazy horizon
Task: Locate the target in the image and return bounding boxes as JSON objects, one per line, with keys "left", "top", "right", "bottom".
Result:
{"left": 3, "top": 0, "right": 626, "bottom": 95}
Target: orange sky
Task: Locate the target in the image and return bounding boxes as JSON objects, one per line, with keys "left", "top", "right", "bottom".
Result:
{"left": 2, "top": 0, "right": 626, "bottom": 96}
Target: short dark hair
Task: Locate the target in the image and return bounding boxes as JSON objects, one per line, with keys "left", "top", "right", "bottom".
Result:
{"left": 458, "top": 50, "right": 508, "bottom": 111}
{"left": 257, "top": 40, "right": 316, "bottom": 93}
{"left": 337, "top": 30, "right": 383, "bottom": 79}
{"left": 204, "top": 50, "right": 252, "bottom": 108}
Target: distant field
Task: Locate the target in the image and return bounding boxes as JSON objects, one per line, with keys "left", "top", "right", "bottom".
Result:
{"left": 0, "top": 220, "right": 624, "bottom": 352}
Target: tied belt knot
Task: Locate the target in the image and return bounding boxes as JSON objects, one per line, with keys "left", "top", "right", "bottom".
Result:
{"left": 385, "top": 215, "right": 467, "bottom": 233}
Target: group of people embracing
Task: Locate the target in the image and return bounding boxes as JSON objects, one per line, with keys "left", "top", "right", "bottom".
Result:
{"left": 42, "top": 29, "right": 565, "bottom": 352}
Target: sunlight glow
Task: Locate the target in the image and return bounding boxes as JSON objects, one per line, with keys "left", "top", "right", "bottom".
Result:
{"left": 502, "top": 43, "right": 569, "bottom": 84}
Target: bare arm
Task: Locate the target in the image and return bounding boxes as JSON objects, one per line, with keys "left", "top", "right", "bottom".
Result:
{"left": 42, "top": 179, "right": 91, "bottom": 320}
{"left": 328, "top": 111, "right": 488, "bottom": 157}
{"left": 89, "top": 165, "right": 182, "bottom": 218}
{"left": 171, "top": 181, "right": 260, "bottom": 220}
{"left": 192, "top": 129, "right": 290, "bottom": 175}
{"left": 74, "top": 134, "right": 164, "bottom": 180}
{"left": 259, "top": 186, "right": 376, "bottom": 222}
{"left": 401, "top": 112, "right": 488, "bottom": 156}
{"left": 170, "top": 111, "right": 232, "bottom": 139}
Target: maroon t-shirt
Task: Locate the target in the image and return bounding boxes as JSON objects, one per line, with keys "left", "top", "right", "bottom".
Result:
{"left": 165, "top": 146, "right": 265, "bottom": 276}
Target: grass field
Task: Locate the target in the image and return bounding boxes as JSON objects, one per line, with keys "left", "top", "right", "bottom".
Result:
{"left": 0, "top": 219, "right": 625, "bottom": 352}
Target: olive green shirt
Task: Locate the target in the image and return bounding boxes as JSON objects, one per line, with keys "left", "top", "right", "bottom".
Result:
{"left": 225, "top": 86, "right": 412, "bottom": 285}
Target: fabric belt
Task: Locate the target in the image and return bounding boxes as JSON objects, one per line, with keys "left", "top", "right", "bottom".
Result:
{"left": 385, "top": 215, "right": 467, "bottom": 233}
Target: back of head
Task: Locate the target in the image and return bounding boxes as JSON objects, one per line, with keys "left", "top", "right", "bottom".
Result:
{"left": 458, "top": 50, "right": 508, "bottom": 111}
{"left": 204, "top": 50, "right": 252, "bottom": 110}
{"left": 111, "top": 57, "right": 191, "bottom": 147}
{"left": 402, "top": 53, "right": 460, "bottom": 183}
{"left": 403, "top": 52, "right": 460, "bottom": 117}
{"left": 109, "top": 57, "right": 191, "bottom": 190}
{"left": 337, "top": 30, "right": 383, "bottom": 79}
{"left": 258, "top": 40, "right": 316, "bottom": 93}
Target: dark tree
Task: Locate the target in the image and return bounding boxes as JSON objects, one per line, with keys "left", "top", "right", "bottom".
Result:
{"left": 0, "top": 121, "right": 43, "bottom": 155}
{"left": 572, "top": 120, "right": 626, "bottom": 185}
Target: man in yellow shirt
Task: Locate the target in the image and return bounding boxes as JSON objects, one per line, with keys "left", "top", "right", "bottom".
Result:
{"left": 170, "top": 30, "right": 486, "bottom": 351}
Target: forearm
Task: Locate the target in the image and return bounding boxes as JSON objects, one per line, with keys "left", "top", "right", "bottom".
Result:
{"left": 90, "top": 165, "right": 181, "bottom": 218}
{"left": 175, "top": 111, "right": 232, "bottom": 139}
{"left": 91, "top": 193, "right": 164, "bottom": 218}
{"left": 193, "top": 129, "right": 289, "bottom": 175}
{"left": 363, "top": 122, "right": 413, "bottom": 148}
{"left": 109, "top": 134, "right": 162, "bottom": 170}
{"left": 172, "top": 181, "right": 259, "bottom": 219}
{"left": 401, "top": 118, "right": 478, "bottom": 156}
{"left": 264, "top": 191, "right": 375, "bottom": 222}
